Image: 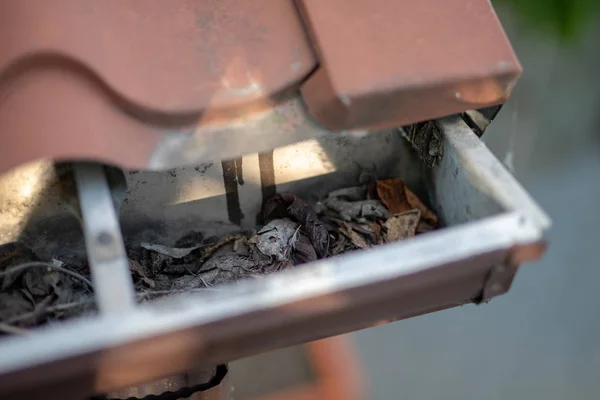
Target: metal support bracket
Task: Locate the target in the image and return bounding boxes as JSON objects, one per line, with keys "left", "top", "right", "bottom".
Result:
{"left": 74, "top": 163, "right": 136, "bottom": 314}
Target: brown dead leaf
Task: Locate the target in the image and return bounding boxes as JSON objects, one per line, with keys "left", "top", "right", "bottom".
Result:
{"left": 328, "top": 233, "right": 347, "bottom": 256}
{"left": 348, "top": 223, "right": 377, "bottom": 236}
{"left": 368, "top": 222, "right": 382, "bottom": 236}
{"left": 376, "top": 179, "right": 411, "bottom": 214}
{"left": 368, "top": 222, "right": 384, "bottom": 245}
{"left": 384, "top": 210, "right": 421, "bottom": 242}
{"left": 405, "top": 187, "right": 438, "bottom": 227}
{"left": 376, "top": 179, "right": 438, "bottom": 227}
{"left": 348, "top": 222, "right": 382, "bottom": 245}
{"left": 338, "top": 222, "right": 369, "bottom": 249}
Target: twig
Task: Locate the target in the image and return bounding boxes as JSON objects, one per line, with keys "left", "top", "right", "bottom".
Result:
{"left": 0, "top": 322, "right": 28, "bottom": 335}
{"left": 46, "top": 299, "right": 95, "bottom": 313}
{"left": 197, "top": 235, "right": 242, "bottom": 264}
{"left": 5, "top": 295, "right": 54, "bottom": 325}
{"left": 0, "top": 261, "right": 93, "bottom": 289}
{"left": 3, "top": 297, "right": 95, "bottom": 325}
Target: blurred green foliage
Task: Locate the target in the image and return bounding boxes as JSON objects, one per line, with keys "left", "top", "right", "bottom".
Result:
{"left": 495, "top": 0, "right": 600, "bottom": 40}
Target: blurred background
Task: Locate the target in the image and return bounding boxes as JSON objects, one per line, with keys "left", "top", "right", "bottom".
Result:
{"left": 353, "top": 2, "right": 600, "bottom": 398}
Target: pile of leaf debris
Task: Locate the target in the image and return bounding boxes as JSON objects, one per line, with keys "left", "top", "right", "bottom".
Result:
{"left": 0, "top": 179, "right": 437, "bottom": 334}
{"left": 318, "top": 178, "right": 437, "bottom": 255}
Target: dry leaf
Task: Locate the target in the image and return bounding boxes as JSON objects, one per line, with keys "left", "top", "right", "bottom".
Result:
{"left": 129, "top": 259, "right": 156, "bottom": 288}
{"left": 326, "top": 186, "right": 367, "bottom": 201}
{"left": 402, "top": 120, "right": 443, "bottom": 167}
{"left": 347, "top": 222, "right": 382, "bottom": 245}
{"left": 324, "top": 198, "right": 390, "bottom": 222}
{"left": 404, "top": 187, "right": 438, "bottom": 227}
{"left": 376, "top": 179, "right": 412, "bottom": 214}
{"left": 368, "top": 222, "right": 384, "bottom": 245}
{"left": 329, "top": 233, "right": 347, "bottom": 256}
{"left": 263, "top": 193, "right": 329, "bottom": 259}
{"left": 233, "top": 237, "right": 250, "bottom": 256}
{"left": 255, "top": 219, "right": 299, "bottom": 261}
{"left": 384, "top": 210, "right": 421, "bottom": 242}
{"left": 293, "top": 233, "right": 318, "bottom": 264}
{"left": 140, "top": 242, "right": 202, "bottom": 259}
{"left": 46, "top": 272, "right": 74, "bottom": 304}
{"left": 368, "top": 222, "right": 382, "bottom": 236}
{"left": 376, "top": 179, "right": 438, "bottom": 227}
{"left": 346, "top": 223, "right": 377, "bottom": 236}
{"left": 338, "top": 222, "right": 369, "bottom": 249}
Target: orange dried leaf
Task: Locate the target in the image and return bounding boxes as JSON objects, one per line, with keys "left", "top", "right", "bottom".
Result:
{"left": 376, "top": 178, "right": 411, "bottom": 214}
{"left": 338, "top": 222, "right": 369, "bottom": 249}
{"left": 404, "top": 187, "right": 438, "bottom": 227}
{"left": 376, "top": 178, "right": 438, "bottom": 228}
